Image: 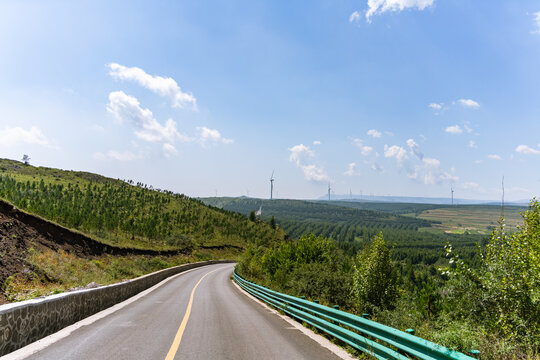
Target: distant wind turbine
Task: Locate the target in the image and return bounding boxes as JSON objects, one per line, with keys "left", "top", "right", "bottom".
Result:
{"left": 328, "top": 183, "right": 331, "bottom": 201}
{"left": 270, "top": 170, "right": 275, "bottom": 200}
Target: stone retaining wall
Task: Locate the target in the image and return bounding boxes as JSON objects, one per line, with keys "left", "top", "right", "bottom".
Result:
{"left": 0, "top": 260, "right": 234, "bottom": 356}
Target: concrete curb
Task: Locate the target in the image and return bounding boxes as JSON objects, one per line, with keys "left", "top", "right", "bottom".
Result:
{"left": 0, "top": 260, "right": 234, "bottom": 356}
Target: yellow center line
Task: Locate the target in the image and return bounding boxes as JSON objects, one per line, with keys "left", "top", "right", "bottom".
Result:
{"left": 165, "top": 268, "right": 219, "bottom": 360}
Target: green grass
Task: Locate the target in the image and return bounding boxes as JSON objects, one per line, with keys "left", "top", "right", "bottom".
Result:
{"left": 408, "top": 205, "right": 526, "bottom": 235}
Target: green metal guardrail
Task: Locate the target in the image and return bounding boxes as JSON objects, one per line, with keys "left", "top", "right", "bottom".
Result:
{"left": 234, "top": 270, "right": 478, "bottom": 360}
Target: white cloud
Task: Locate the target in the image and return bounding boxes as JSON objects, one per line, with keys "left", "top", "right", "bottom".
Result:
{"left": 301, "top": 164, "right": 330, "bottom": 183}
{"left": 516, "top": 144, "right": 540, "bottom": 155}
{"left": 288, "top": 144, "right": 315, "bottom": 166}
{"left": 313, "top": 140, "right": 321, "bottom": 145}
{"left": 367, "top": 129, "right": 382, "bottom": 138}
{"left": 385, "top": 141, "right": 456, "bottom": 185}
{"left": 468, "top": 140, "right": 477, "bottom": 148}
{"left": 288, "top": 144, "right": 329, "bottom": 183}
{"left": 344, "top": 162, "right": 359, "bottom": 176}
{"left": 349, "top": 11, "right": 362, "bottom": 23}
{"left": 365, "top": 0, "right": 434, "bottom": 23}
{"left": 196, "top": 126, "right": 233, "bottom": 146}
{"left": 108, "top": 63, "right": 196, "bottom": 109}
{"left": 406, "top": 138, "right": 423, "bottom": 160}
{"left": 384, "top": 144, "right": 409, "bottom": 165}
{"left": 361, "top": 145, "right": 373, "bottom": 156}
{"left": 107, "top": 91, "right": 188, "bottom": 143}
{"left": 473, "top": 160, "right": 483, "bottom": 164}
{"left": 532, "top": 11, "right": 540, "bottom": 34}
{"left": 163, "top": 143, "right": 178, "bottom": 157}
{"left": 488, "top": 154, "right": 502, "bottom": 160}
{"left": 457, "top": 99, "right": 480, "bottom": 109}
{"left": 463, "top": 124, "right": 473, "bottom": 133}
{"left": 0, "top": 126, "right": 49, "bottom": 147}
{"left": 428, "top": 102, "right": 442, "bottom": 110}
{"left": 445, "top": 125, "right": 463, "bottom": 134}
{"left": 371, "top": 162, "right": 383, "bottom": 172}
{"left": 94, "top": 150, "right": 144, "bottom": 161}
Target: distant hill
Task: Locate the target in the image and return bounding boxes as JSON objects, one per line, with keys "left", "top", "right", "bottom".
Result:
{"left": 199, "top": 197, "right": 434, "bottom": 234}
{"left": 319, "top": 194, "right": 529, "bottom": 206}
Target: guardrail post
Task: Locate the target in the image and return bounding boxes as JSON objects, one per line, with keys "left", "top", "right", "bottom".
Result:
{"left": 332, "top": 305, "right": 340, "bottom": 326}
{"left": 362, "top": 313, "right": 370, "bottom": 319}
{"left": 405, "top": 329, "right": 415, "bottom": 336}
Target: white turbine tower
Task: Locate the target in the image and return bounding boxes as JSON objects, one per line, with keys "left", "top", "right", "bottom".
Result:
{"left": 270, "top": 170, "right": 275, "bottom": 200}
{"left": 451, "top": 187, "right": 454, "bottom": 205}
{"left": 328, "top": 183, "right": 331, "bottom": 201}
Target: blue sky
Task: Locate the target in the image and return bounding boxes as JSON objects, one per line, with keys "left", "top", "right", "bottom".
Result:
{"left": 1, "top": 0, "right": 539, "bottom": 200}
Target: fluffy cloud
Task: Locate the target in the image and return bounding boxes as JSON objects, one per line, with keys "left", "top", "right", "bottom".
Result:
{"left": 349, "top": 11, "right": 362, "bottom": 23}
{"left": 109, "top": 63, "right": 196, "bottom": 109}
{"left": 385, "top": 141, "right": 457, "bottom": 185}
{"left": 289, "top": 144, "right": 315, "bottom": 166}
{"left": 196, "top": 126, "right": 233, "bottom": 146}
{"left": 313, "top": 140, "right": 321, "bottom": 145}
{"left": 107, "top": 91, "right": 188, "bottom": 143}
{"left": 516, "top": 145, "right": 540, "bottom": 155}
{"left": 468, "top": 140, "right": 477, "bottom": 148}
{"left": 456, "top": 99, "right": 480, "bottom": 109}
{"left": 384, "top": 144, "right": 409, "bottom": 165}
{"left": 445, "top": 125, "right": 463, "bottom": 134}
{"left": 344, "top": 162, "right": 359, "bottom": 176}
{"left": 0, "top": 126, "right": 49, "bottom": 147}
{"left": 301, "top": 164, "right": 330, "bottom": 183}
{"left": 488, "top": 154, "right": 502, "bottom": 160}
{"left": 288, "top": 144, "right": 329, "bottom": 183}
{"left": 367, "top": 129, "right": 382, "bottom": 138}
{"left": 428, "top": 102, "right": 442, "bottom": 110}
{"left": 406, "top": 138, "right": 423, "bottom": 160}
{"left": 533, "top": 11, "right": 540, "bottom": 34}
{"left": 353, "top": 138, "right": 374, "bottom": 156}
{"left": 361, "top": 145, "right": 374, "bottom": 156}
{"left": 365, "top": 0, "right": 434, "bottom": 23}
{"left": 163, "top": 143, "right": 178, "bottom": 157}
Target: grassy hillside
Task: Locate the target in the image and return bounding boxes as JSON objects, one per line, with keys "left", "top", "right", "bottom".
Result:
{"left": 0, "top": 159, "right": 286, "bottom": 252}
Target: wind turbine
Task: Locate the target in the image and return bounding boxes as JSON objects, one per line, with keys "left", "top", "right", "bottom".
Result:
{"left": 270, "top": 170, "right": 275, "bottom": 200}
{"left": 451, "top": 187, "right": 454, "bottom": 206}
{"left": 328, "top": 183, "right": 331, "bottom": 201}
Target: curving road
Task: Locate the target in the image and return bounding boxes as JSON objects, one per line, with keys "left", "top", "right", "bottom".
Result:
{"left": 18, "top": 263, "right": 344, "bottom": 360}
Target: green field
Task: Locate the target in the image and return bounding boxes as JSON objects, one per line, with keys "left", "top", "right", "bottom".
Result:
{"left": 408, "top": 205, "right": 526, "bottom": 234}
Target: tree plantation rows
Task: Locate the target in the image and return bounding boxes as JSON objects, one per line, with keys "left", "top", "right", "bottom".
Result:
{"left": 201, "top": 197, "right": 433, "bottom": 230}
{"left": 0, "top": 173, "right": 284, "bottom": 250}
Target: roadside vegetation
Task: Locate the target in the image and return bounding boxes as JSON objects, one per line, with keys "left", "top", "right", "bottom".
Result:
{"left": 237, "top": 200, "right": 540, "bottom": 359}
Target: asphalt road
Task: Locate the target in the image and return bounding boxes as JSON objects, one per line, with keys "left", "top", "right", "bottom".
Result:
{"left": 22, "top": 263, "right": 344, "bottom": 360}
